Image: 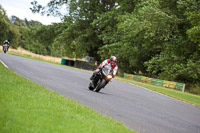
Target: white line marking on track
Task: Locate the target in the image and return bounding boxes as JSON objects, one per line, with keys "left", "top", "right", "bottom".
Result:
{"left": 128, "top": 83, "right": 166, "bottom": 96}
{"left": 128, "top": 82, "right": 197, "bottom": 106}
{"left": 0, "top": 60, "right": 8, "bottom": 68}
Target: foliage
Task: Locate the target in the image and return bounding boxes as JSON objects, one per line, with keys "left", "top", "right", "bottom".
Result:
{"left": 0, "top": 5, "right": 20, "bottom": 48}
{"left": 145, "top": 0, "right": 200, "bottom": 85}
{"left": 99, "top": 0, "right": 180, "bottom": 74}
{"left": 11, "top": 16, "right": 42, "bottom": 27}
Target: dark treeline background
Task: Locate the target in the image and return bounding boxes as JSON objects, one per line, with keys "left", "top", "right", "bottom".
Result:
{"left": 0, "top": 0, "right": 199, "bottom": 93}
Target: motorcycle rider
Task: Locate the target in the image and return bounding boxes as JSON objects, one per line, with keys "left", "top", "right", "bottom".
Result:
{"left": 90, "top": 56, "right": 118, "bottom": 80}
{"left": 2, "top": 40, "right": 10, "bottom": 49}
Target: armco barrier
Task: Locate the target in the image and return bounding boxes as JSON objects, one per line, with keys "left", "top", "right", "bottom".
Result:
{"left": 176, "top": 83, "right": 183, "bottom": 90}
{"left": 126, "top": 74, "right": 134, "bottom": 80}
{"left": 141, "top": 76, "right": 147, "bottom": 83}
{"left": 141, "top": 76, "right": 152, "bottom": 84}
{"left": 163, "top": 81, "right": 176, "bottom": 89}
{"left": 133, "top": 75, "right": 142, "bottom": 81}
{"left": 147, "top": 78, "right": 152, "bottom": 84}
{"left": 123, "top": 73, "right": 185, "bottom": 92}
{"left": 151, "top": 79, "right": 163, "bottom": 86}
{"left": 176, "top": 83, "right": 185, "bottom": 92}
{"left": 123, "top": 73, "right": 127, "bottom": 78}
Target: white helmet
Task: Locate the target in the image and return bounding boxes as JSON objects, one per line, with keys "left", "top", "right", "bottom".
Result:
{"left": 110, "top": 56, "right": 117, "bottom": 66}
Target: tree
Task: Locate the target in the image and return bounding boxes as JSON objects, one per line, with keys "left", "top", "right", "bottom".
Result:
{"left": 0, "top": 5, "right": 20, "bottom": 48}
{"left": 145, "top": 0, "right": 200, "bottom": 84}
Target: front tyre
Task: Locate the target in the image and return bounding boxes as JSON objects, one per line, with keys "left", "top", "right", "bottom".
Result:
{"left": 94, "top": 79, "right": 106, "bottom": 92}
{"left": 88, "top": 82, "right": 94, "bottom": 91}
{"left": 3, "top": 47, "right": 7, "bottom": 54}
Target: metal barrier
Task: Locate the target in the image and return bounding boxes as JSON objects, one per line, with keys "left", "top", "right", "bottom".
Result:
{"left": 123, "top": 73, "right": 185, "bottom": 92}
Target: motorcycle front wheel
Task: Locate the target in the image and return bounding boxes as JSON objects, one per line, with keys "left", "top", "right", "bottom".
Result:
{"left": 3, "top": 47, "right": 7, "bottom": 53}
{"left": 88, "top": 82, "right": 94, "bottom": 91}
{"left": 94, "top": 79, "right": 106, "bottom": 92}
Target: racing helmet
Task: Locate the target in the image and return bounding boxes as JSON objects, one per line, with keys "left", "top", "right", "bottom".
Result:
{"left": 110, "top": 56, "right": 117, "bottom": 66}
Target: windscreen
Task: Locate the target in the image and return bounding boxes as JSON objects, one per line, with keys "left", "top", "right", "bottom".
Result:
{"left": 102, "top": 65, "right": 112, "bottom": 76}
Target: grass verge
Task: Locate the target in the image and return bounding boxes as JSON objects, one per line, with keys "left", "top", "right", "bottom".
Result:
{"left": 0, "top": 63, "right": 135, "bottom": 133}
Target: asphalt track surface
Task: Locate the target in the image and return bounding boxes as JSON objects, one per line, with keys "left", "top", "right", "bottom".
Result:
{"left": 1, "top": 53, "right": 200, "bottom": 133}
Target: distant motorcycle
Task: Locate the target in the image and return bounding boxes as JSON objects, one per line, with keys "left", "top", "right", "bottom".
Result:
{"left": 3, "top": 44, "right": 8, "bottom": 53}
{"left": 89, "top": 65, "right": 113, "bottom": 92}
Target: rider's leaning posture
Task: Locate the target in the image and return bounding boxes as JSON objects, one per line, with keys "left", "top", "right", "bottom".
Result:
{"left": 90, "top": 56, "right": 118, "bottom": 80}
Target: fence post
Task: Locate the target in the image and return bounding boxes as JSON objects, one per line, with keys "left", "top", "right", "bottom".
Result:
{"left": 123, "top": 73, "right": 127, "bottom": 78}
{"left": 182, "top": 84, "right": 185, "bottom": 92}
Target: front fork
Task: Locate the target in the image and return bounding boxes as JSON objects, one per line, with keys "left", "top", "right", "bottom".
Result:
{"left": 94, "top": 77, "right": 110, "bottom": 89}
{"left": 92, "top": 74, "right": 101, "bottom": 88}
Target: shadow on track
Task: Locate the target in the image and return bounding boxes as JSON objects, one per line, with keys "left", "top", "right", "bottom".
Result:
{"left": 87, "top": 88, "right": 111, "bottom": 96}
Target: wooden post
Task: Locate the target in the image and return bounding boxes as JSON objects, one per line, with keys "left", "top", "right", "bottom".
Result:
{"left": 182, "top": 84, "right": 185, "bottom": 92}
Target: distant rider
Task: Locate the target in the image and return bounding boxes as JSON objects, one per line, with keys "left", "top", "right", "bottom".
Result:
{"left": 90, "top": 56, "right": 118, "bottom": 80}
{"left": 3, "top": 40, "right": 10, "bottom": 49}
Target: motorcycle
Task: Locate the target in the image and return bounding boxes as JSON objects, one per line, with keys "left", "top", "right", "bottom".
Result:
{"left": 3, "top": 44, "right": 8, "bottom": 54}
{"left": 89, "top": 65, "right": 113, "bottom": 92}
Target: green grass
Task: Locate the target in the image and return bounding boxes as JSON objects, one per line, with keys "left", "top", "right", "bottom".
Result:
{"left": 116, "top": 77, "right": 200, "bottom": 106}
{"left": 0, "top": 63, "right": 136, "bottom": 133}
